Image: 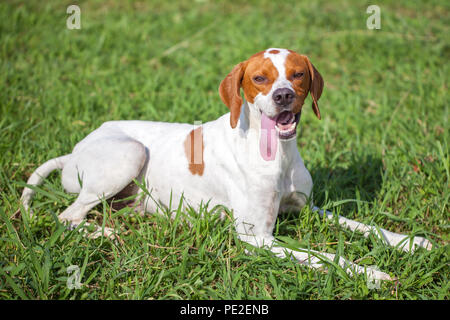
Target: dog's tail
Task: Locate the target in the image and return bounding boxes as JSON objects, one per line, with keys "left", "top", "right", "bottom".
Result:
{"left": 20, "top": 154, "right": 71, "bottom": 214}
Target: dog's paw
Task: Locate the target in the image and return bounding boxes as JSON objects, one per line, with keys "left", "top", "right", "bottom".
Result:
{"left": 87, "top": 225, "right": 122, "bottom": 244}
{"left": 406, "top": 236, "right": 433, "bottom": 252}
{"left": 88, "top": 226, "right": 116, "bottom": 239}
{"left": 365, "top": 266, "right": 393, "bottom": 282}
{"left": 398, "top": 236, "right": 433, "bottom": 253}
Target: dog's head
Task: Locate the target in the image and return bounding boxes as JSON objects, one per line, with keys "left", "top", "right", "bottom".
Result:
{"left": 219, "top": 48, "right": 323, "bottom": 140}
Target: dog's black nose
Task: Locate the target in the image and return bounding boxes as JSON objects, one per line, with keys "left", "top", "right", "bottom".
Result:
{"left": 272, "top": 88, "right": 295, "bottom": 106}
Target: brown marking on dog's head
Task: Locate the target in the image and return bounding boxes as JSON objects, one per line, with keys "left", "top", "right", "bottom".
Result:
{"left": 219, "top": 61, "right": 247, "bottom": 129}
{"left": 219, "top": 51, "right": 279, "bottom": 128}
{"left": 184, "top": 127, "right": 204, "bottom": 175}
{"left": 219, "top": 49, "right": 324, "bottom": 128}
{"left": 241, "top": 52, "right": 280, "bottom": 104}
{"left": 286, "top": 51, "right": 324, "bottom": 118}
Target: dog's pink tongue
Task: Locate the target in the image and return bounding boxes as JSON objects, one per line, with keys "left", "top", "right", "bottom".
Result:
{"left": 260, "top": 113, "right": 278, "bottom": 161}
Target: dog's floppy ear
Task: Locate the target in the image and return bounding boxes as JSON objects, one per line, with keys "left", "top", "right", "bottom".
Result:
{"left": 302, "top": 55, "right": 324, "bottom": 120}
{"left": 219, "top": 61, "right": 247, "bottom": 128}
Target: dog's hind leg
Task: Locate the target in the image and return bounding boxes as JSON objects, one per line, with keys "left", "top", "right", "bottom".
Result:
{"left": 58, "top": 193, "right": 102, "bottom": 230}
{"left": 58, "top": 193, "right": 117, "bottom": 239}
{"left": 59, "top": 137, "right": 148, "bottom": 237}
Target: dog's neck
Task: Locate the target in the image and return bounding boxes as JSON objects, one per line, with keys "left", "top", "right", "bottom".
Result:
{"left": 241, "top": 100, "right": 260, "bottom": 132}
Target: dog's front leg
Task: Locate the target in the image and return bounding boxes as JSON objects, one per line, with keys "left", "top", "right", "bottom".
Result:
{"left": 240, "top": 232, "right": 392, "bottom": 282}
{"left": 312, "top": 207, "right": 432, "bottom": 252}
{"left": 232, "top": 197, "right": 392, "bottom": 282}
{"left": 286, "top": 162, "right": 432, "bottom": 252}
{"left": 239, "top": 231, "right": 392, "bottom": 281}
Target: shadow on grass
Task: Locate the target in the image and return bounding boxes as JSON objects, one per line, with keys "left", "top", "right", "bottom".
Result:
{"left": 277, "top": 154, "right": 384, "bottom": 239}
{"left": 310, "top": 155, "right": 384, "bottom": 209}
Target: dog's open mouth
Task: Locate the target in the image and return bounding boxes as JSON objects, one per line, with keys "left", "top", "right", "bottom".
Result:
{"left": 259, "top": 110, "right": 301, "bottom": 161}
{"left": 274, "top": 111, "right": 300, "bottom": 140}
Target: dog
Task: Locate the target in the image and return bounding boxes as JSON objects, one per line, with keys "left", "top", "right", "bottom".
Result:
{"left": 21, "top": 48, "right": 432, "bottom": 281}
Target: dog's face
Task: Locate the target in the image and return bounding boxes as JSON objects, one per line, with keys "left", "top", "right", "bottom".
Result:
{"left": 219, "top": 48, "right": 323, "bottom": 140}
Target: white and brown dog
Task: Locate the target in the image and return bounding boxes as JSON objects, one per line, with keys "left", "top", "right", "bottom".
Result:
{"left": 21, "top": 48, "right": 431, "bottom": 281}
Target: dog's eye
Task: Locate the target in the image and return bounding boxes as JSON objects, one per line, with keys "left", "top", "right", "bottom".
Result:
{"left": 253, "top": 76, "right": 267, "bottom": 83}
{"left": 293, "top": 72, "right": 304, "bottom": 79}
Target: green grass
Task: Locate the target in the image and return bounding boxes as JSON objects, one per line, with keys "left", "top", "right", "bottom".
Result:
{"left": 0, "top": 0, "right": 449, "bottom": 299}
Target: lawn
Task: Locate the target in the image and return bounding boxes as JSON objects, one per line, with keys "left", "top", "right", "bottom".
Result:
{"left": 0, "top": 0, "right": 448, "bottom": 300}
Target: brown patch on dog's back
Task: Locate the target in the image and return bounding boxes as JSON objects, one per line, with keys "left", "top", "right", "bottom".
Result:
{"left": 268, "top": 49, "right": 280, "bottom": 54}
{"left": 184, "top": 127, "right": 204, "bottom": 175}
